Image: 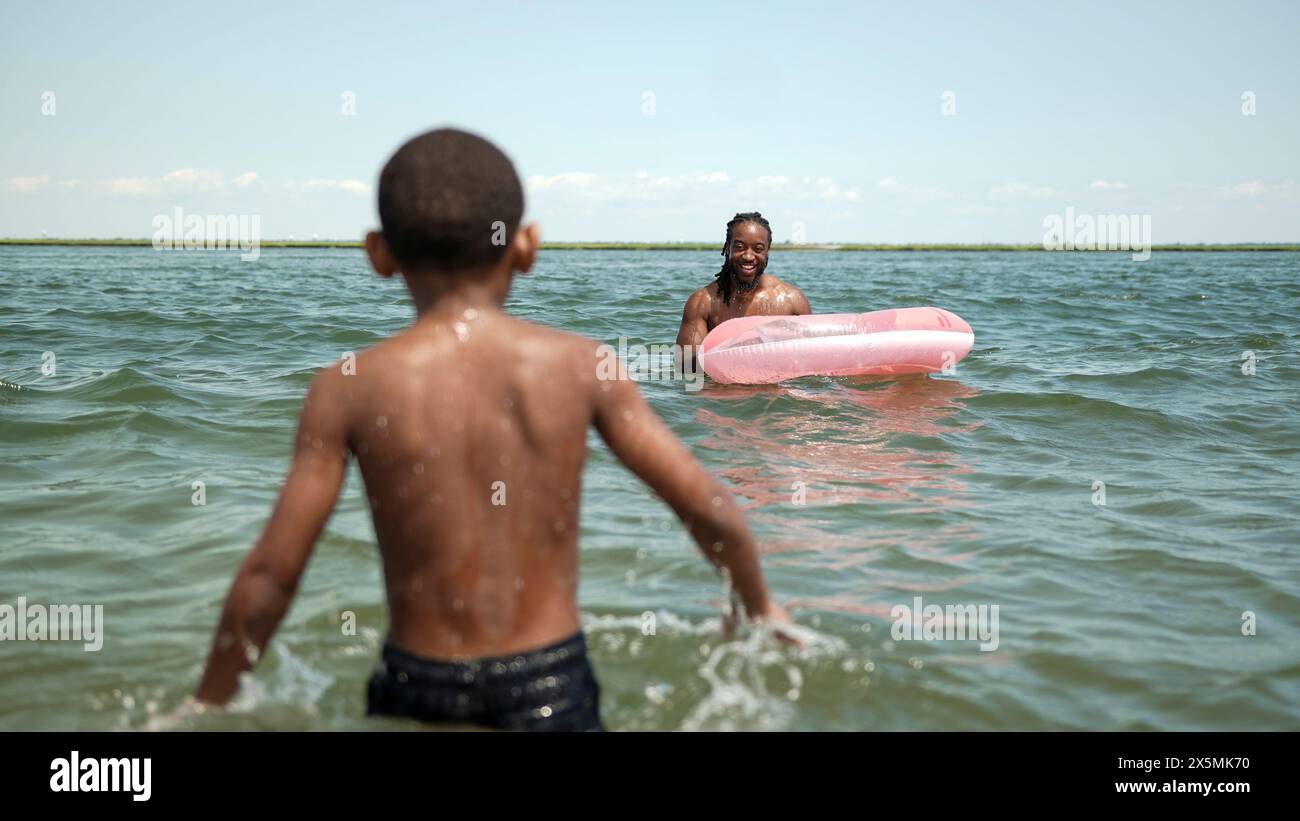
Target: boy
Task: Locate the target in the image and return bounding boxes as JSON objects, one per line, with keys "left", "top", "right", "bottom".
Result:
{"left": 196, "top": 128, "right": 792, "bottom": 731}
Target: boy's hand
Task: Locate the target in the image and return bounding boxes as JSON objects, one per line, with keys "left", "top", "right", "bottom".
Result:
{"left": 750, "top": 600, "right": 803, "bottom": 648}
{"left": 722, "top": 594, "right": 802, "bottom": 648}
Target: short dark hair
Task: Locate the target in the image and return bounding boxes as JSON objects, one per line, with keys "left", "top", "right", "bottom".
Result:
{"left": 377, "top": 128, "right": 524, "bottom": 272}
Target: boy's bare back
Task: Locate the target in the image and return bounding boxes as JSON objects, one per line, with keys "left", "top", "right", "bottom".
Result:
{"left": 334, "top": 307, "right": 599, "bottom": 657}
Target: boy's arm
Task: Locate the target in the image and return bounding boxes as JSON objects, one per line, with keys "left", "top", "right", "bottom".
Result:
{"left": 591, "top": 362, "right": 786, "bottom": 625}
{"left": 195, "top": 369, "right": 349, "bottom": 705}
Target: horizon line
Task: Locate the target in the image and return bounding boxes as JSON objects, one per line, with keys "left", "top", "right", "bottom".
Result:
{"left": 2, "top": 238, "right": 1300, "bottom": 252}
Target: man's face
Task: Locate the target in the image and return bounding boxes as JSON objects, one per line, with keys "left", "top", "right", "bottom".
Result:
{"left": 728, "top": 222, "right": 769, "bottom": 291}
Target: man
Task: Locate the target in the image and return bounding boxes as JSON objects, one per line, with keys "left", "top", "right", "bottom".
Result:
{"left": 675, "top": 212, "right": 812, "bottom": 369}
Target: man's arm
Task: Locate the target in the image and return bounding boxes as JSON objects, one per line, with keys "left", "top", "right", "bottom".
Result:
{"left": 789, "top": 284, "right": 812, "bottom": 315}
{"left": 196, "top": 369, "right": 349, "bottom": 705}
{"left": 591, "top": 363, "right": 788, "bottom": 626}
{"left": 674, "top": 288, "right": 711, "bottom": 373}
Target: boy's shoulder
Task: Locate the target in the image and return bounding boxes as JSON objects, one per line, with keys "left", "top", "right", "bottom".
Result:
{"left": 496, "top": 313, "right": 609, "bottom": 376}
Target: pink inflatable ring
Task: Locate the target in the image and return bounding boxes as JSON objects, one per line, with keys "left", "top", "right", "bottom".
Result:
{"left": 698, "top": 307, "right": 974, "bottom": 384}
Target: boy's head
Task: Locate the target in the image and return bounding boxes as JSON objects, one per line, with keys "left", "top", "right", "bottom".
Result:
{"left": 368, "top": 128, "right": 538, "bottom": 280}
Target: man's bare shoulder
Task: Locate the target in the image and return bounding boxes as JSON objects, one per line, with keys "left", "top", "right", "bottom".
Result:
{"left": 762, "top": 275, "right": 811, "bottom": 312}
{"left": 684, "top": 283, "right": 717, "bottom": 315}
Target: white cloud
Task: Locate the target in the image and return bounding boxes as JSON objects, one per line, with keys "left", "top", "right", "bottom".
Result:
{"left": 989, "top": 181, "right": 1055, "bottom": 200}
{"left": 1089, "top": 180, "right": 1127, "bottom": 191}
{"left": 877, "top": 177, "right": 899, "bottom": 190}
{"left": 233, "top": 171, "right": 258, "bottom": 188}
{"left": 290, "top": 179, "right": 372, "bottom": 196}
{"left": 96, "top": 177, "right": 160, "bottom": 197}
{"left": 813, "top": 177, "right": 860, "bottom": 201}
{"left": 528, "top": 171, "right": 730, "bottom": 202}
{"left": 162, "top": 168, "right": 224, "bottom": 191}
{"left": 527, "top": 172, "right": 600, "bottom": 192}
{"left": 94, "top": 168, "right": 225, "bottom": 197}
{"left": 525, "top": 170, "right": 856, "bottom": 205}
{"left": 3, "top": 175, "right": 50, "bottom": 193}
{"left": 1218, "top": 179, "right": 1295, "bottom": 199}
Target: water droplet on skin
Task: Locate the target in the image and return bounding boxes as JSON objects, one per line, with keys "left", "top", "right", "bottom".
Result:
{"left": 413, "top": 463, "right": 424, "bottom": 475}
{"left": 376, "top": 416, "right": 388, "bottom": 427}
{"left": 711, "top": 497, "right": 722, "bottom": 507}
{"left": 463, "top": 308, "right": 479, "bottom": 321}
{"left": 622, "top": 410, "right": 634, "bottom": 421}
{"left": 453, "top": 322, "right": 469, "bottom": 341}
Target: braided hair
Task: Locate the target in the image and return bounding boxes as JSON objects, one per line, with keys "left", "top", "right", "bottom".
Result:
{"left": 715, "top": 212, "right": 772, "bottom": 305}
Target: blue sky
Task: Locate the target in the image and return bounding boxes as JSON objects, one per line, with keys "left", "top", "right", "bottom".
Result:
{"left": 1, "top": 0, "right": 1296, "bottom": 242}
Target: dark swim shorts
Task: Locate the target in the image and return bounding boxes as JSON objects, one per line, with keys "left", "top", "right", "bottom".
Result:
{"left": 366, "top": 632, "right": 603, "bottom": 732}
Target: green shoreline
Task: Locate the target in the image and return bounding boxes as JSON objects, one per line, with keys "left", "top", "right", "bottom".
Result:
{"left": 1, "top": 238, "right": 1298, "bottom": 252}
